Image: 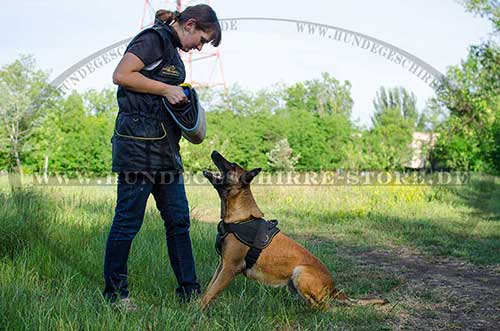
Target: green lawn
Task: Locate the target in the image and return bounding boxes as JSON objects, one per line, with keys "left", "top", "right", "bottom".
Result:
{"left": 1, "top": 175, "right": 499, "bottom": 330}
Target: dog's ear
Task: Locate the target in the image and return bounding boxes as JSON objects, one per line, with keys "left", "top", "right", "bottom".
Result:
{"left": 241, "top": 168, "right": 261, "bottom": 185}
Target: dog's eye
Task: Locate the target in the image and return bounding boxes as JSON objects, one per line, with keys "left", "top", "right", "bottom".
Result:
{"left": 230, "top": 163, "right": 236, "bottom": 168}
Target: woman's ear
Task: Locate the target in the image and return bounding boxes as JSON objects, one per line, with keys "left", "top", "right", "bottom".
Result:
{"left": 184, "top": 18, "right": 198, "bottom": 31}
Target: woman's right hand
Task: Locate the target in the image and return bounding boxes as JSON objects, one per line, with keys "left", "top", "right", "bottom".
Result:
{"left": 164, "top": 85, "right": 188, "bottom": 105}
{"left": 113, "top": 53, "right": 189, "bottom": 102}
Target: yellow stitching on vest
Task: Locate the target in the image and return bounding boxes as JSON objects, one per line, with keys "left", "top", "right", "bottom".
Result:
{"left": 115, "top": 122, "right": 167, "bottom": 141}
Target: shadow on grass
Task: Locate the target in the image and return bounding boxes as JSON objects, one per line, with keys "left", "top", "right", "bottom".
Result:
{"left": 0, "top": 189, "right": 105, "bottom": 284}
{"left": 0, "top": 188, "right": 223, "bottom": 296}
{"left": 445, "top": 175, "right": 500, "bottom": 222}
{"left": 284, "top": 206, "right": 500, "bottom": 265}
{"left": 0, "top": 188, "right": 398, "bottom": 330}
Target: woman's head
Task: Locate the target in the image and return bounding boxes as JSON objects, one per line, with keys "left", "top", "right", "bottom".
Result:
{"left": 156, "top": 4, "right": 221, "bottom": 52}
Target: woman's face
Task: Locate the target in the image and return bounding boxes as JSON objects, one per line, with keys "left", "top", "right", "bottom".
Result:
{"left": 179, "top": 19, "right": 213, "bottom": 52}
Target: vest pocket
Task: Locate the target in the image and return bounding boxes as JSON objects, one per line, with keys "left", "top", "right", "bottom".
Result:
{"left": 114, "top": 113, "right": 167, "bottom": 141}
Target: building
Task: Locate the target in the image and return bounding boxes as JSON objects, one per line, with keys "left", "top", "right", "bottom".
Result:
{"left": 406, "top": 132, "right": 438, "bottom": 169}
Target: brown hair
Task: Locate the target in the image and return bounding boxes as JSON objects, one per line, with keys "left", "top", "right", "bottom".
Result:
{"left": 155, "top": 4, "right": 221, "bottom": 47}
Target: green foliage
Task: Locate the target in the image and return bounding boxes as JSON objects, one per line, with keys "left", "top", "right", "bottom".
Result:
{"left": 372, "top": 87, "right": 418, "bottom": 128}
{"left": 83, "top": 88, "right": 117, "bottom": 116}
{"left": 460, "top": 0, "right": 500, "bottom": 32}
{"left": 3, "top": 2, "right": 500, "bottom": 176}
{"left": 285, "top": 72, "right": 353, "bottom": 117}
{"left": 433, "top": 117, "right": 485, "bottom": 170}
{"left": 432, "top": 42, "right": 500, "bottom": 172}
{"left": 205, "top": 83, "right": 284, "bottom": 116}
{"left": 418, "top": 99, "right": 449, "bottom": 132}
{"left": 181, "top": 110, "right": 277, "bottom": 171}
{"left": 0, "top": 57, "right": 435, "bottom": 174}
{"left": 280, "top": 73, "right": 354, "bottom": 171}
{"left": 366, "top": 119, "right": 414, "bottom": 170}
{"left": 180, "top": 75, "right": 355, "bottom": 172}
{"left": 25, "top": 90, "right": 115, "bottom": 176}
{"left": 0, "top": 55, "right": 59, "bottom": 174}
{"left": 433, "top": 1, "right": 500, "bottom": 173}
{"left": 343, "top": 87, "right": 417, "bottom": 170}
{"left": 266, "top": 138, "right": 300, "bottom": 171}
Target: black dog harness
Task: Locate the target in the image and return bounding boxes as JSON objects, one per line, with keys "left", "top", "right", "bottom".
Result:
{"left": 215, "top": 218, "right": 280, "bottom": 270}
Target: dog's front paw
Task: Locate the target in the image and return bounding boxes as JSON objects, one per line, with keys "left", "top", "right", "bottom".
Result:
{"left": 200, "top": 296, "right": 210, "bottom": 310}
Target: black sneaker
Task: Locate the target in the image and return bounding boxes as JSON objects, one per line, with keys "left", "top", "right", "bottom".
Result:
{"left": 178, "top": 288, "right": 201, "bottom": 304}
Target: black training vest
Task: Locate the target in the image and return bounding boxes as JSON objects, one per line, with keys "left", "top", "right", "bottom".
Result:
{"left": 111, "top": 24, "right": 186, "bottom": 173}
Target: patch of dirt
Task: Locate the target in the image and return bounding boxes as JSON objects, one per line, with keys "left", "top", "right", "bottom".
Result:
{"left": 338, "top": 247, "right": 500, "bottom": 331}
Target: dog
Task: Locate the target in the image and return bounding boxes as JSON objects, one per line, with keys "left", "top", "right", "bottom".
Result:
{"left": 201, "top": 151, "right": 388, "bottom": 310}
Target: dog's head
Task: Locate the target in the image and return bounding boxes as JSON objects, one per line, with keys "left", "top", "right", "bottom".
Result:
{"left": 203, "top": 150, "right": 261, "bottom": 197}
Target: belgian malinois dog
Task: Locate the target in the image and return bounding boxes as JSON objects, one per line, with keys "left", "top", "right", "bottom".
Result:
{"left": 201, "top": 151, "right": 388, "bottom": 310}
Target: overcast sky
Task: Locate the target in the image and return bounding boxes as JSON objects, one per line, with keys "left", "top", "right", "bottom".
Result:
{"left": 0, "top": 0, "right": 495, "bottom": 125}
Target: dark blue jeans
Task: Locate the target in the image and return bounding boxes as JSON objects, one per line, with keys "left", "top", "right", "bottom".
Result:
{"left": 103, "top": 172, "right": 200, "bottom": 302}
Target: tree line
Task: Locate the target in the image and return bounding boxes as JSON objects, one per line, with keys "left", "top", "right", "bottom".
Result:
{"left": 1, "top": 1, "right": 498, "bottom": 176}
{"left": 0, "top": 66, "right": 433, "bottom": 175}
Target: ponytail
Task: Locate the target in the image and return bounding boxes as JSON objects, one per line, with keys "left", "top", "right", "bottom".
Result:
{"left": 156, "top": 5, "right": 221, "bottom": 47}
{"left": 154, "top": 9, "right": 180, "bottom": 25}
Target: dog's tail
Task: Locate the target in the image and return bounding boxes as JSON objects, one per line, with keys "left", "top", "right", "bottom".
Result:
{"left": 331, "top": 288, "right": 389, "bottom": 306}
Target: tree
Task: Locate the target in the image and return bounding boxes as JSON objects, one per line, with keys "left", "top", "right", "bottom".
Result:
{"left": 0, "top": 55, "right": 58, "bottom": 177}
{"left": 204, "top": 83, "right": 286, "bottom": 116}
{"left": 283, "top": 73, "right": 354, "bottom": 170}
{"left": 266, "top": 138, "right": 300, "bottom": 172}
{"left": 429, "top": 2, "right": 500, "bottom": 172}
{"left": 372, "top": 87, "right": 419, "bottom": 128}
{"left": 285, "top": 72, "right": 353, "bottom": 117}
{"left": 350, "top": 87, "right": 421, "bottom": 170}
{"left": 432, "top": 42, "right": 500, "bottom": 171}
{"left": 367, "top": 107, "right": 415, "bottom": 170}
{"left": 39, "top": 92, "right": 114, "bottom": 176}
{"left": 82, "top": 88, "right": 117, "bottom": 116}
{"left": 459, "top": 0, "right": 500, "bottom": 32}
{"left": 417, "top": 99, "right": 448, "bottom": 132}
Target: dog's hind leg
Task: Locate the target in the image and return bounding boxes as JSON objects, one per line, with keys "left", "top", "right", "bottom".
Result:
{"left": 291, "top": 266, "right": 333, "bottom": 309}
{"left": 287, "top": 279, "right": 299, "bottom": 296}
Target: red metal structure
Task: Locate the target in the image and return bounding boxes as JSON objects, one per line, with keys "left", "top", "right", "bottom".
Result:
{"left": 140, "top": 0, "right": 227, "bottom": 89}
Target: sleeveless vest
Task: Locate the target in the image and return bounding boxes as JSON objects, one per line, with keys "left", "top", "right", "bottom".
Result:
{"left": 112, "top": 24, "right": 186, "bottom": 172}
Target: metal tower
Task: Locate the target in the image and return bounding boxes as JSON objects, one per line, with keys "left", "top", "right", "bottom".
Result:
{"left": 140, "top": 0, "right": 227, "bottom": 89}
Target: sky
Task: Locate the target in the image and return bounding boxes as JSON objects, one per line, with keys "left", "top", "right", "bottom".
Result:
{"left": 0, "top": 0, "right": 495, "bottom": 126}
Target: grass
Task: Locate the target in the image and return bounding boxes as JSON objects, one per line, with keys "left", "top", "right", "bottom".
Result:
{"left": 0, "top": 174, "right": 499, "bottom": 330}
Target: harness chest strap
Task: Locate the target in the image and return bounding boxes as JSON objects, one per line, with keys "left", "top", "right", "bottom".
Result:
{"left": 215, "top": 218, "right": 280, "bottom": 270}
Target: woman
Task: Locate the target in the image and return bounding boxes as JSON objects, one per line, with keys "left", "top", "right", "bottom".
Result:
{"left": 103, "top": 4, "right": 221, "bottom": 310}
